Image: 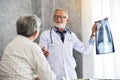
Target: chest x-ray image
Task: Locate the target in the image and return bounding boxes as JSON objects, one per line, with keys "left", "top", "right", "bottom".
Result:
{"left": 95, "top": 17, "right": 115, "bottom": 54}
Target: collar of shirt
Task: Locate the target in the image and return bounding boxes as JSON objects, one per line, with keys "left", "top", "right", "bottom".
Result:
{"left": 53, "top": 27, "right": 67, "bottom": 34}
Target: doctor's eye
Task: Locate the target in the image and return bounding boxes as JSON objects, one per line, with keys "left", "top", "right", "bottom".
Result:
{"left": 54, "top": 15, "right": 67, "bottom": 19}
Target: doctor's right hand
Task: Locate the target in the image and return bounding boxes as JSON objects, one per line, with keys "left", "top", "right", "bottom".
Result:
{"left": 41, "top": 47, "right": 49, "bottom": 57}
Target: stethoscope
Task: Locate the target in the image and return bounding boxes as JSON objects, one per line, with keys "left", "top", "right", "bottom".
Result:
{"left": 50, "top": 27, "right": 54, "bottom": 45}
{"left": 50, "top": 27, "right": 71, "bottom": 45}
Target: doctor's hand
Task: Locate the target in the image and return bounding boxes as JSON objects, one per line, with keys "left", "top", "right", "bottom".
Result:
{"left": 35, "top": 77, "right": 39, "bottom": 80}
{"left": 41, "top": 47, "right": 49, "bottom": 57}
{"left": 90, "top": 24, "right": 97, "bottom": 39}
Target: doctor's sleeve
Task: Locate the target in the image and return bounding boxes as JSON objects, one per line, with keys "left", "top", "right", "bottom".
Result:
{"left": 72, "top": 32, "right": 94, "bottom": 55}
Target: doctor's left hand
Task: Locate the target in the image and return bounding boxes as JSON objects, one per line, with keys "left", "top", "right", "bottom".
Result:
{"left": 35, "top": 77, "right": 39, "bottom": 80}
{"left": 90, "top": 24, "right": 97, "bottom": 39}
{"left": 41, "top": 47, "right": 49, "bottom": 57}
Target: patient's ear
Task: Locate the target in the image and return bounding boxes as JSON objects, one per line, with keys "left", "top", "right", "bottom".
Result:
{"left": 28, "top": 31, "right": 39, "bottom": 41}
{"left": 33, "top": 31, "right": 38, "bottom": 39}
{"left": 33, "top": 31, "right": 37, "bottom": 35}
{"left": 33, "top": 30, "right": 39, "bottom": 39}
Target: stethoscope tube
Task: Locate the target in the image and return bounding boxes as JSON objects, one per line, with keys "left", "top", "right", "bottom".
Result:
{"left": 50, "top": 27, "right": 53, "bottom": 44}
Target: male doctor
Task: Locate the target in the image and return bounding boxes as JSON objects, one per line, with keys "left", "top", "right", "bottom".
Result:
{"left": 39, "top": 8, "right": 96, "bottom": 80}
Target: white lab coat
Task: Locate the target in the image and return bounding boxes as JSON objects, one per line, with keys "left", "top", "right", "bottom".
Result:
{"left": 39, "top": 27, "right": 94, "bottom": 80}
{"left": 0, "top": 35, "right": 56, "bottom": 80}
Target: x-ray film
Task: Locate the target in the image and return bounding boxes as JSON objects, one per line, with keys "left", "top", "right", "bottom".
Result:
{"left": 95, "top": 18, "right": 115, "bottom": 54}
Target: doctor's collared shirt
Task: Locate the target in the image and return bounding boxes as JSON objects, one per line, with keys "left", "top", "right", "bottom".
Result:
{"left": 0, "top": 35, "right": 56, "bottom": 80}
{"left": 39, "top": 27, "right": 94, "bottom": 80}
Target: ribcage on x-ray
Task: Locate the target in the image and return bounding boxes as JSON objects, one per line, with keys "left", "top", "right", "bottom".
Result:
{"left": 95, "top": 18, "right": 115, "bottom": 54}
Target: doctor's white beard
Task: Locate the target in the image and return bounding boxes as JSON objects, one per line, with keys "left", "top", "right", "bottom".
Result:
{"left": 54, "top": 22, "right": 66, "bottom": 29}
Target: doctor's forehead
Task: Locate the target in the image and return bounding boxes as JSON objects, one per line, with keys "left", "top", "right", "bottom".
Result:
{"left": 54, "top": 9, "right": 68, "bottom": 18}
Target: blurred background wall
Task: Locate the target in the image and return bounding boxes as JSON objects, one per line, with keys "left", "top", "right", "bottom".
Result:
{"left": 0, "top": 0, "right": 83, "bottom": 78}
{"left": 0, "top": 0, "right": 32, "bottom": 58}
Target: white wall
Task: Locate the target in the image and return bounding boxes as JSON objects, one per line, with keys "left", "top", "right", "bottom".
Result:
{"left": 82, "top": 0, "right": 95, "bottom": 78}
{"left": 82, "top": 0, "right": 120, "bottom": 79}
{"left": 110, "top": 0, "right": 120, "bottom": 78}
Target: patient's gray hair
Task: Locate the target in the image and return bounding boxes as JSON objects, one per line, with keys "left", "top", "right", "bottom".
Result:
{"left": 16, "top": 15, "right": 41, "bottom": 37}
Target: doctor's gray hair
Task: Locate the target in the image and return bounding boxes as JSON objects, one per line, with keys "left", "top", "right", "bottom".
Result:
{"left": 16, "top": 15, "right": 41, "bottom": 37}
{"left": 54, "top": 8, "right": 69, "bottom": 18}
